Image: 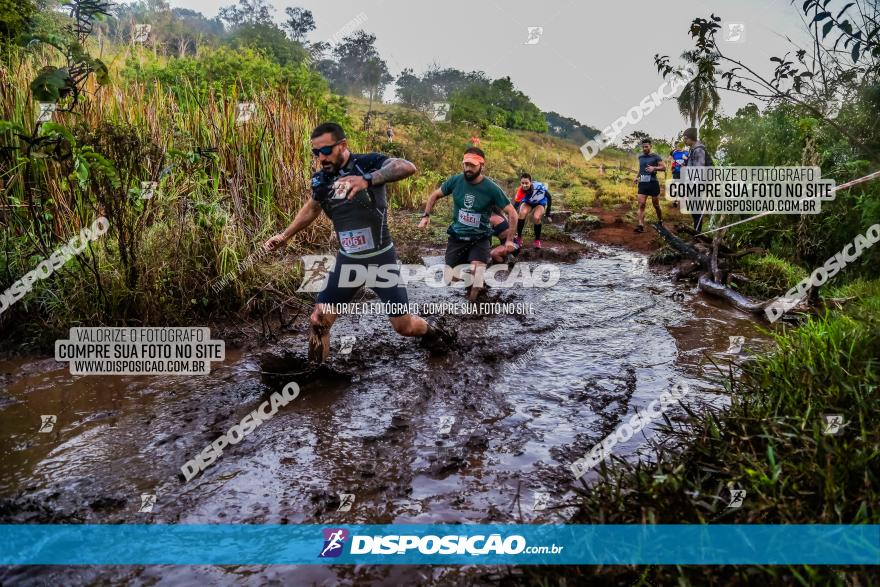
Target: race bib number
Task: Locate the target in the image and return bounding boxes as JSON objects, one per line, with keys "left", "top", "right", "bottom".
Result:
{"left": 338, "top": 228, "right": 374, "bottom": 253}
{"left": 457, "top": 209, "right": 482, "bottom": 228}
{"left": 639, "top": 174, "right": 654, "bottom": 183}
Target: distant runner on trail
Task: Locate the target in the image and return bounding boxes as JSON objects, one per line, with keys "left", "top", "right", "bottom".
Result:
{"left": 670, "top": 145, "right": 688, "bottom": 180}
{"left": 513, "top": 173, "right": 552, "bottom": 249}
{"left": 263, "top": 122, "right": 454, "bottom": 363}
{"left": 633, "top": 138, "right": 665, "bottom": 233}
{"left": 682, "top": 127, "right": 712, "bottom": 232}
{"left": 419, "top": 147, "right": 517, "bottom": 301}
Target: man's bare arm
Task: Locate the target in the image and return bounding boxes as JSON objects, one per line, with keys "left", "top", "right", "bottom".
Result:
{"left": 371, "top": 157, "right": 417, "bottom": 185}
{"left": 264, "top": 199, "right": 322, "bottom": 250}
{"left": 503, "top": 203, "right": 517, "bottom": 246}
{"left": 424, "top": 187, "right": 445, "bottom": 215}
{"left": 418, "top": 188, "right": 446, "bottom": 228}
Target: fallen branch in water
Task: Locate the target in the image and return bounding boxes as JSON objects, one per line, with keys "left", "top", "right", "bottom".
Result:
{"left": 697, "top": 273, "right": 769, "bottom": 315}
{"left": 652, "top": 223, "right": 712, "bottom": 269}
{"left": 652, "top": 223, "right": 772, "bottom": 318}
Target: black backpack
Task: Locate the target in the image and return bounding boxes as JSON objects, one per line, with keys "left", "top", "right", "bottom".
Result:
{"left": 692, "top": 144, "right": 714, "bottom": 167}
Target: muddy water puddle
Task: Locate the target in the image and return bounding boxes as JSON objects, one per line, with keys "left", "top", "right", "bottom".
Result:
{"left": 0, "top": 243, "right": 772, "bottom": 585}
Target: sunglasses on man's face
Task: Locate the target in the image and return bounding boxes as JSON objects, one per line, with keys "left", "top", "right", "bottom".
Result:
{"left": 312, "top": 140, "right": 343, "bottom": 157}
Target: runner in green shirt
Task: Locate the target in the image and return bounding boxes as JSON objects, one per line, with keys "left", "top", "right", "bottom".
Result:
{"left": 419, "top": 147, "right": 517, "bottom": 301}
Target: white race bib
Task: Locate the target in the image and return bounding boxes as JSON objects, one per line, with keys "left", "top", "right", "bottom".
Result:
{"left": 457, "top": 209, "right": 482, "bottom": 228}
{"left": 338, "top": 228, "right": 374, "bottom": 253}
{"left": 639, "top": 174, "right": 654, "bottom": 183}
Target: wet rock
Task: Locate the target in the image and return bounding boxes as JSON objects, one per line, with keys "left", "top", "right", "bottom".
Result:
{"left": 388, "top": 414, "right": 409, "bottom": 431}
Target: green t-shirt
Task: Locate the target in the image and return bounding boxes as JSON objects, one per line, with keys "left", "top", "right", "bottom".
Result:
{"left": 440, "top": 173, "right": 511, "bottom": 239}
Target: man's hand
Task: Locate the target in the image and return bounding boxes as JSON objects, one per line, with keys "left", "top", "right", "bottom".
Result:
{"left": 505, "top": 239, "right": 516, "bottom": 252}
{"left": 335, "top": 175, "right": 369, "bottom": 199}
{"left": 418, "top": 216, "right": 430, "bottom": 229}
{"left": 263, "top": 233, "right": 288, "bottom": 252}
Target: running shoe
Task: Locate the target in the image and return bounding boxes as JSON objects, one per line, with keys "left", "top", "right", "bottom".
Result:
{"left": 534, "top": 239, "right": 542, "bottom": 249}
{"left": 420, "top": 322, "right": 456, "bottom": 354}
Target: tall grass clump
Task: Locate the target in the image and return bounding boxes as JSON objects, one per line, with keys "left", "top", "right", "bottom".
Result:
{"left": 0, "top": 46, "right": 344, "bottom": 347}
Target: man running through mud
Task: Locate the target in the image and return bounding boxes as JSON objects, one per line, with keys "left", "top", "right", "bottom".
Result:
{"left": 633, "top": 138, "right": 665, "bottom": 233}
{"left": 513, "top": 173, "right": 552, "bottom": 249}
{"left": 419, "top": 147, "right": 517, "bottom": 301}
{"left": 264, "top": 122, "right": 454, "bottom": 363}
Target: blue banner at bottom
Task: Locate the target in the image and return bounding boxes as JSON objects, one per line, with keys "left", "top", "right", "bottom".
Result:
{"left": 1, "top": 524, "right": 877, "bottom": 565}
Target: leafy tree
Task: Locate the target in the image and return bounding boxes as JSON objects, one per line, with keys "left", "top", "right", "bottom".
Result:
{"left": 218, "top": 0, "right": 273, "bottom": 29}
{"left": 102, "top": 1, "right": 223, "bottom": 56}
{"left": 621, "top": 131, "right": 653, "bottom": 150}
{"left": 282, "top": 7, "right": 314, "bottom": 42}
{"left": 320, "top": 31, "right": 393, "bottom": 99}
{"left": 676, "top": 50, "right": 720, "bottom": 131}
{"left": 0, "top": 0, "right": 37, "bottom": 43}
{"left": 449, "top": 76, "right": 547, "bottom": 132}
{"left": 655, "top": 1, "right": 880, "bottom": 160}
{"left": 544, "top": 111, "right": 600, "bottom": 145}
{"left": 225, "top": 22, "right": 307, "bottom": 66}
{"left": 395, "top": 68, "right": 437, "bottom": 110}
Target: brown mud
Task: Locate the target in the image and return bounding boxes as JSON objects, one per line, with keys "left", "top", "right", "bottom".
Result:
{"left": 0, "top": 228, "right": 773, "bottom": 586}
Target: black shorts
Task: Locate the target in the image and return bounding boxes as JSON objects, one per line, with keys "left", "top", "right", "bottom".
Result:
{"left": 638, "top": 181, "right": 660, "bottom": 197}
{"left": 445, "top": 235, "right": 491, "bottom": 267}
{"left": 316, "top": 247, "right": 409, "bottom": 316}
{"left": 492, "top": 220, "right": 509, "bottom": 239}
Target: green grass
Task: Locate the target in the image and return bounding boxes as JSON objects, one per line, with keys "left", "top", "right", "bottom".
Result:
{"left": 732, "top": 253, "right": 809, "bottom": 299}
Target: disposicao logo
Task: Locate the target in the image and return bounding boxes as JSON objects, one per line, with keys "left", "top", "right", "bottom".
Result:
{"left": 319, "top": 528, "right": 349, "bottom": 558}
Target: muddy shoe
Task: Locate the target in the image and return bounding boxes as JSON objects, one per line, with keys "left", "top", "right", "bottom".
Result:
{"left": 634, "top": 225, "right": 645, "bottom": 233}
{"left": 466, "top": 284, "right": 484, "bottom": 302}
{"left": 307, "top": 331, "right": 329, "bottom": 364}
{"left": 420, "top": 323, "right": 456, "bottom": 354}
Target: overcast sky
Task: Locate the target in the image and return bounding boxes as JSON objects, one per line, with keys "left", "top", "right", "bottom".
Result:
{"left": 162, "top": 0, "right": 813, "bottom": 140}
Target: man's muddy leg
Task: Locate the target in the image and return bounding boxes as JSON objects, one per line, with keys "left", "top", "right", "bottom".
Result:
{"left": 309, "top": 303, "right": 338, "bottom": 363}
{"left": 389, "top": 313, "right": 428, "bottom": 337}
{"left": 468, "top": 261, "right": 487, "bottom": 302}
{"left": 636, "top": 194, "right": 647, "bottom": 229}
{"left": 651, "top": 195, "right": 663, "bottom": 224}
{"left": 532, "top": 204, "right": 545, "bottom": 246}
{"left": 490, "top": 224, "right": 512, "bottom": 263}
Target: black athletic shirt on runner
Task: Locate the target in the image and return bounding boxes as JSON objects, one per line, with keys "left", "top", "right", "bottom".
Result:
{"left": 637, "top": 153, "right": 663, "bottom": 183}
{"left": 311, "top": 152, "right": 392, "bottom": 258}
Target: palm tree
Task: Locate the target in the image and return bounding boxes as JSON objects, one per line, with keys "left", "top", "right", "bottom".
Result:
{"left": 676, "top": 50, "right": 720, "bottom": 134}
